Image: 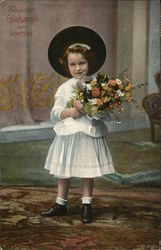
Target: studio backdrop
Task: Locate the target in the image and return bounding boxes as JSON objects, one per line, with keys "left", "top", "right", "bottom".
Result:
{"left": 0, "top": 0, "right": 117, "bottom": 127}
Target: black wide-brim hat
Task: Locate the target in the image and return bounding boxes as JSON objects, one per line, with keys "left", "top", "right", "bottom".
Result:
{"left": 48, "top": 26, "right": 106, "bottom": 78}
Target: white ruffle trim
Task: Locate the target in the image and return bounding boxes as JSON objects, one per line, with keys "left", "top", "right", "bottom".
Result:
{"left": 54, "top": 117, "right": 91, "bottom": 135}
{"left": 54, "top": 117, "right": 107, "bottom": 137}
{"left": 47, "top": 166, "right": 115, "bottom": 178}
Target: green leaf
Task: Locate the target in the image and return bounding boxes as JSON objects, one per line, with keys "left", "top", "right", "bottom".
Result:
{"left": 83, "top": 102, "right": 92, "bottom": 114}
{"left": 66, "top": 99, "right": 74, "bottom": 108}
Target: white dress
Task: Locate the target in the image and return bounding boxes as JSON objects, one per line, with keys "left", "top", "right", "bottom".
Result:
{"left": 44, "top": 77, "right": 115, "bottom": 178}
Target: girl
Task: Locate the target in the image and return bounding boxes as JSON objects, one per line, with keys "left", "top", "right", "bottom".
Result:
{"left": 41, "top": 26, "right": 115, "bottom": 223}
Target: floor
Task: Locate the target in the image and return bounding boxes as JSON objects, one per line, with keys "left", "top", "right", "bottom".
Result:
{"left": 0, "top": 186, "right": 160, "bottom": 250}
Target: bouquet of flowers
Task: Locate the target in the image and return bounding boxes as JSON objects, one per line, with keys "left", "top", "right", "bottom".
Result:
{"left": 66, "top": 72, "right": 142, "bottom": 122}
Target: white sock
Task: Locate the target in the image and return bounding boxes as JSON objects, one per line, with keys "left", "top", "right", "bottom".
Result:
{"left": 56, "top": 197, "right": 67, "bottom": 206}
{"left": 82, "top": 197, "right": 92, "bottom": 204}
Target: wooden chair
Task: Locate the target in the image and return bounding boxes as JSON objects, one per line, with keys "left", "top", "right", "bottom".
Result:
{"left": 154, "top": 71, "right": 161, "bottom": 92}
{"left": 142, "top": 93, "right": 161, "bottom": 141}
{"left": 142, "top": 73, "right": 161, "bottom": 142}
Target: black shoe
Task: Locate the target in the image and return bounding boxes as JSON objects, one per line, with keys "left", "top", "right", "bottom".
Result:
{"left": 41, "top": 203, "right": 67, "bottom": 217}
{"left": 81, "top": 204, "right": 93, "bottom": 224}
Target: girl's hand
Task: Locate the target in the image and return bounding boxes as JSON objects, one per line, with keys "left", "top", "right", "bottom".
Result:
{"left": 60, "top": 107, "right": 81, "bottom": 120}
{"left": 73, "top": 99, "right": 83, "bottom": 111}
{"left": 68, "top": 107, "right": 81, "bottom": 118}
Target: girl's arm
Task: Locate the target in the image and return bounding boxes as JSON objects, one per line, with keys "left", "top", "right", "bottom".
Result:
{"left": 51, "top": 91, "right": 81, "bottom": 123}
{"left": 60, "top": 108, "right": 81, "bottom": 119}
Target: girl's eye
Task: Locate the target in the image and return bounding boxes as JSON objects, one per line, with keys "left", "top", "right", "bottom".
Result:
{"left": 68, "top": 61, "right": 87, "bottom": 66}
{"left": 79, "top": 61, "right": 86, "bottom": 65}
{"left": 69, "top": 63, "right": 75, "bottom": 66}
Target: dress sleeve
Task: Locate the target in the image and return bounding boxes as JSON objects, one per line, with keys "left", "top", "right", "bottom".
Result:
{"left": 50, "top": 87, "right": 66, "bottom": 124}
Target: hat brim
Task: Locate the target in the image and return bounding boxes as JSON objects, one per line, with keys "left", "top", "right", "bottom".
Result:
{"left": 48, "top": 26, "right": 106, "bottom": 78}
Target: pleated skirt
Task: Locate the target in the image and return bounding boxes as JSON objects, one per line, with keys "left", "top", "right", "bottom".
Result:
{"left": 44, "top": 132, "right": 115, "bottom": 178}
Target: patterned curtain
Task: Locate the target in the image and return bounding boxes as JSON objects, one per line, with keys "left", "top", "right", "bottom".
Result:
{"left": 0, "top": 0, "right": 117, "bottom": 127}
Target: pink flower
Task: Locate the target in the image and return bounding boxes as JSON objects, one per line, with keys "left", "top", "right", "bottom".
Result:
{"left": 76, "top": 80, "right": 83, "bottom": 91}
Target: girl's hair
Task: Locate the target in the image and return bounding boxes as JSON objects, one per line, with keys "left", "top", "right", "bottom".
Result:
{"left": 59, "top": 44, "right": 96, "bottom": 76}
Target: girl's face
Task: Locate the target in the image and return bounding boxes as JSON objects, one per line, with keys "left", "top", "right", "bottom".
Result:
{"left": 67, "top": 53, "right": 89, "bottom": 79}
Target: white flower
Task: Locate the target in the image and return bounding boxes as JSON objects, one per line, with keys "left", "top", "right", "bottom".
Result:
{"left": 71, "top": 93, "right": 76, "bottom": 98}
{"left": 116, "top": 79, "right": 122, "bottom": 85}
{"left": 92, "top": 76, "right": 97, "bottom": 81}
{"left": 86, "top": 84, "right": 92, "bottom": 91}
{"left": 88, "top": 98, "right": 97, "bottom": 105}
{"left": 117, "top": 90, "right": 124, "bottom": 97}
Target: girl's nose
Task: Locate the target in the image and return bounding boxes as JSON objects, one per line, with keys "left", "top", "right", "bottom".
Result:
{"left": 76, "top": 64, "right": 81, "bottom": 71}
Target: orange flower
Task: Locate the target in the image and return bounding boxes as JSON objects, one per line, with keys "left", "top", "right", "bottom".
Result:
{"left": 103, "top": 96, "right": 109, "bottom": 103}
{"left": 108, "top": 79, "right": 116, "bottom": 87}
{"left": 125, "top": 92, "right": 131, "bottom": 101}
{"left": 91, "top": 87, "right": 101, "bottom": 97}
{"left": 96, "top": 99, "right": 103, "bottom": 106}
{"left": 126, "top": 92, "right": 131, "bottom": 97}
{"left": 125, "top": 84, "right": 132, "bottom": 91}
{"left": 124, "top": 76, "right": 129, "bottom": 82}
